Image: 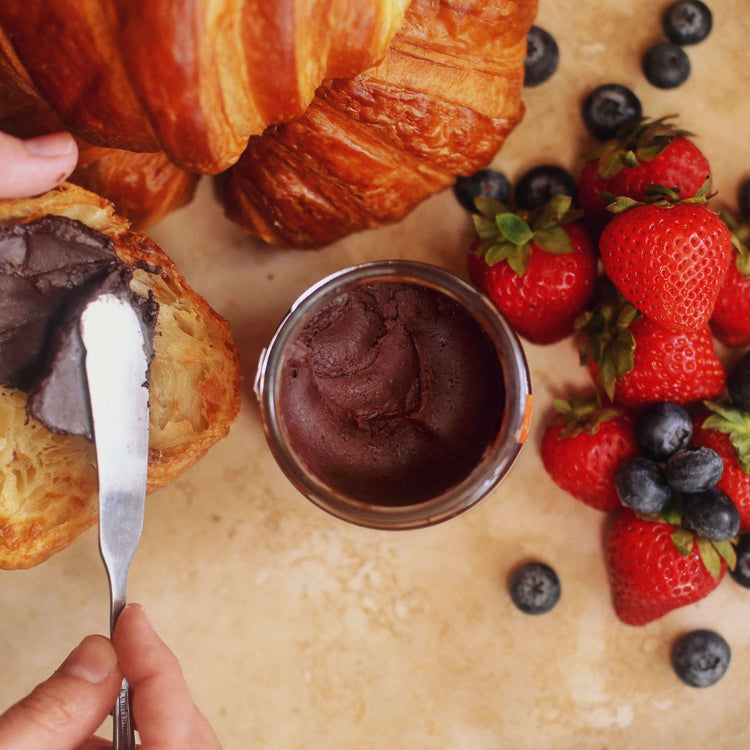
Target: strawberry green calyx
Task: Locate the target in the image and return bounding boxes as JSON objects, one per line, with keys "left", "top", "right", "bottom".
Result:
{"left": 551, "top": 391, "right": 623, "bottom": 438}
{"left": 583, "top": 114, "right": 694, "bottom": 180}
{"left": 719, "top": 210, "right": 750, "bottom": 277}
{"left": 575, "top": 281, "right": 639, "bottom": 401}
{"left": 472, "top": 194, "right": 582, "bottom": 276}
{"left": 602, "top": 176, "right": 713, "bottom": 215}
{"left": 641, "top": 494, "right": 737, "bottom": 580}
{"left": 702, "top": 400, "right": 750, "bottom": 473}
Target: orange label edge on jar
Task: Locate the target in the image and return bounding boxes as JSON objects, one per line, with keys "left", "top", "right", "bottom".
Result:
{"left": 517, "top": 394, "right": 533, "bottom": 444}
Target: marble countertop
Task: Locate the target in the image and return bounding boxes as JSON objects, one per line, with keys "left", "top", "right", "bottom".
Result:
{"left": 3, "top": 1, "right": 750, "bottom": 748}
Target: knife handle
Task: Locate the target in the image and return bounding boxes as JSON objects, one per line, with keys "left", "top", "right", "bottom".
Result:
{"left": 113, "top": 678, "right": 136, "bottom": 750}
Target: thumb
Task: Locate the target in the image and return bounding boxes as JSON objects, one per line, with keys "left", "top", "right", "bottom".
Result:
{"left": 0, "top": 634, "right": 122, "bottom": 750}
{"left": 0, "top": 130, "right": 78, "bottom": 199}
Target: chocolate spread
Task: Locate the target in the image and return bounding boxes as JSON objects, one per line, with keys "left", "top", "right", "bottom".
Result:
{"left": 278, "top": 282, "right": 505, "bottom": 505}
{"left": 0, "top": 215, "right": 158, "bottom": 438}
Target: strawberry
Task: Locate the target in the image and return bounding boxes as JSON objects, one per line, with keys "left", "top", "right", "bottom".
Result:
{"left": 606, "top": 507, "right": 730, "bottom": 626}
{"left": 540, "top": 392, "right": 639, "bottom": 512}
{"left": 710, "top": 210, "right": 750, "bottom": 346}
{"left": 692, "top": 403, "right": 750, "bottom": 532}
{"left": 467, "top": 195, "right": 597, "bottom": 345}
{"left": 578, "top": 281, "right": 726, "bottom": 408}
{"left": 598, "top": 184, "right": 732, "bottom": 331}
{"left": 578, "top": 116, "right": 712, "bottom": 233}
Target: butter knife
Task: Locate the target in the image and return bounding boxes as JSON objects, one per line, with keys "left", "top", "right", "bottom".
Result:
{"left": 81, "top": 293, "right": 150, "bottom": 750}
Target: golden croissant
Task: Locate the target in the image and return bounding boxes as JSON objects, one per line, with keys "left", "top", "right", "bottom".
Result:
{"left": 0, "top": 0, "right": 537, "bottom": 246}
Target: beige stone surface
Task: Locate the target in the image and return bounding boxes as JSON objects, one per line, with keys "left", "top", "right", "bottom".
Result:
{"left": 3, "top": 1, "right": 750, "bottom": 748}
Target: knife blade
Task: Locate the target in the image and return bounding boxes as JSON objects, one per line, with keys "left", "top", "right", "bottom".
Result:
{"left": 81, "top": 293, "right": 150, "bottom": 750}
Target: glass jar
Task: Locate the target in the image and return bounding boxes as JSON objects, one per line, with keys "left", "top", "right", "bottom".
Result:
{"left": 254, "top": 260, "right": 532, "bottom": 530}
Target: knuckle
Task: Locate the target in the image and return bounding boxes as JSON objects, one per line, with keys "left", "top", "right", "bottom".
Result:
{"left": 15, "top": 682, "right": 80, "bottom": 735}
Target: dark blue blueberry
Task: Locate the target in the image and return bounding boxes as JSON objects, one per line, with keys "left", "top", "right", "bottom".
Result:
{"left": 730, "top": 535, "right": 750, "bottom": 588}
{"left": 666, "top": 446, "right": 724, "bottom": 493}
{"left": 682, "top": 487, "right": 740, "bottom": 542}
{"left": 643, "top": 41, "right": 691, "bottom": 89}
{"left": 671, "top": 629, "right": 730, "bottom": 687}
{"left": 663, "top": 0, "right": 713, "bottom": 45}
{"left": 581, "top": 84, "right": 643, "bottom": 141}
{"left": 738, "top": 178, "right": 750, "bottom": 223}
{"left": 728, "top": 351, "right": 750, "bottom": 413}
{"left": 614, "top": 457, "right": 672, "bottom": 514}
{"left": 509, "top": 562, "right": 561, "bottom": 615}
{"left": 453, "top": 168, "right": 512, "bottom": 212}
{"left": 513, "top": 164, "right": 577, "bottom": 210}
{"left": 634, "top": 402, "right": 693, "bottom": 460}
{"left": 524, "top": 26, "right": 559, "bottom": 87}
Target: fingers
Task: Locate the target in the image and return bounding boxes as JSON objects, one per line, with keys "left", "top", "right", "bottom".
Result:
{"left": 113, "top": 604, "right": 223, "bottom": 750}
{"left": 0, "top": 634, "right": 122, "bottom": 750}
{"left": 0, "top": 130, "right": 78, "bottom": 199}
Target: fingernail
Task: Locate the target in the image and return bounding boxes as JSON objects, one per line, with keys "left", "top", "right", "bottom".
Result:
{"left": 60, "top": 635, "right": 117, "bottom": 684}
{"left": 24, "top": 132, "right": 76, "bottom": 158}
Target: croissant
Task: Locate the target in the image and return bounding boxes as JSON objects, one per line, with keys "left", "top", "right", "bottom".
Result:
{"left": 0, "top": 183, "right": 242, "bottom": 569}
{"left": 0, "top": 0, "right": 536, "bottom": 246}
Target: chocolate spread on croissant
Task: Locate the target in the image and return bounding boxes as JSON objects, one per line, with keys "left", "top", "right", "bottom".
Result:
{"left": 278, "top": 282, "right": 505, "bottom": 505}
{"left": 0, "top": 215, "right": 158, "bottom": 438}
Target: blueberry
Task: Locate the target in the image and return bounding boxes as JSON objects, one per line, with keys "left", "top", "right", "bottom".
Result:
{"left": 671, "top": 629, "right": 730, "bottom": 688}
{"left": 643, "top": 41, "right": 691, "bottom": 89}
{"left": 728, "top": 351, "right": 750, "bottom": 413}
{"left": 738, "top": 178, "right": 750, "bottom": 223}
{"left": 614, "top": 457, "right": 672, "bottom": 514}
{"left": 682, "top": 487, "right": 741, "bottom": 542}
{"left": 663, "top": 0, "right": 713, "bottom": 45}
{"left": 513, "top": 165, "right": 577, "bottom": 211}
{"left": 581, "top": 84, "right": 643, "bottom": 141}
{"left": 453, "top": 168, "right": 512, "bottom": 212}
{"left": 730, "top": 535, "right": 750, "bottom": 588}
{"left": 509, "top": 562, "right": 561, "bottom": 615}
{"left": 666, "top": 446, "right": 724, "bottom": 493}
{"left": 524, "top": 25, "right": 559, "bottom": 87}
{"left": 634, "top": 402, "right": 693, "bottom": 460}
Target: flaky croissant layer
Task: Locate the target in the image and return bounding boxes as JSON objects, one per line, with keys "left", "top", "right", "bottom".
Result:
{"left": 0, "top": 0, "right": 411, "bottom": 172}
{"left": 0, "top": 0, "right": 537, "bottom": 246}
{"left": 0, "top": 184, "right": 242, "bottom": 569}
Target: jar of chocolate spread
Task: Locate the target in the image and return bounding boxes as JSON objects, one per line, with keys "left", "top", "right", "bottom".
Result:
{"left": 254, "top": 261, "right": 532, "bottom": 529}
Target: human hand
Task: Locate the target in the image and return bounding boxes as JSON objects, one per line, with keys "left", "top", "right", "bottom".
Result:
{"left": 0, "top": 130, "right": 78, "bottom": 199}
{"left": 0, "top": 603, "right": 222, "bottom": 749}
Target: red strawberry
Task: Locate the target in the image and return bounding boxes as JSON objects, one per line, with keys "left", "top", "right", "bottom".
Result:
{"left": 467, "top": 195, "right": 597, "bottom": 345}
{"left": 578, "top": 116, "right": 712, "bottom": 233}
{"left": 692, "top": 404, "right": 750, "bottom": 532}
{"left": 711, "top": 211, "right": 750, "bottom": 346}
{"left": 541, "top": 393, "right": 639, "bottom": 512}
{"left": 578, "top": 282, "right": 726, "bottom": 408}
{"left": 599, "top": 187, "right": 732, "bottom": 331}
{"left": 606, "top": 508, "right": 728, "bottom": 626}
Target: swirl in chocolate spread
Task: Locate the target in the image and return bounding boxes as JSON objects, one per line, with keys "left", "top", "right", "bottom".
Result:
{"left": 0, "top": 215, "right": 158, "bottom": 438}
{"left": 278, "top": 282, "right": 505, "bottom": 505}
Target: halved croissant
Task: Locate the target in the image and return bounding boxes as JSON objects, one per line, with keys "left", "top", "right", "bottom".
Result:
{"left": 0, "top": 183, "right": 241, "bottom": 569}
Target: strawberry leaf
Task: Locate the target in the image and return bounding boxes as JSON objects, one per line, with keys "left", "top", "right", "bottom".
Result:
{"left": 713, "top": 539, "right": 737, "bottom": 572}
{"left": 497, "top": 213, "right": 534, "bottom": 245}
{"left": 533, "top": 225, "right": 574, "bottom": 254}
{"left": 702, "top": 401, "right": 750, "bottom": 473}
{"left": 472, "top": 213, "right": 499, "bottom": 240}
{"left": 672, "top": 527, "right": 695, "bottom": 557}
{"left": 473, "top": 196, "right": 509, "bottom": 219}
{"left": 506, "top": 242, "right": 532, "bottom": 276}
{"left": 696, "top": 536, "right": 723, "bottom": 580}
{"left": 484, "top": 240, "right": 516, "bottom": 267}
